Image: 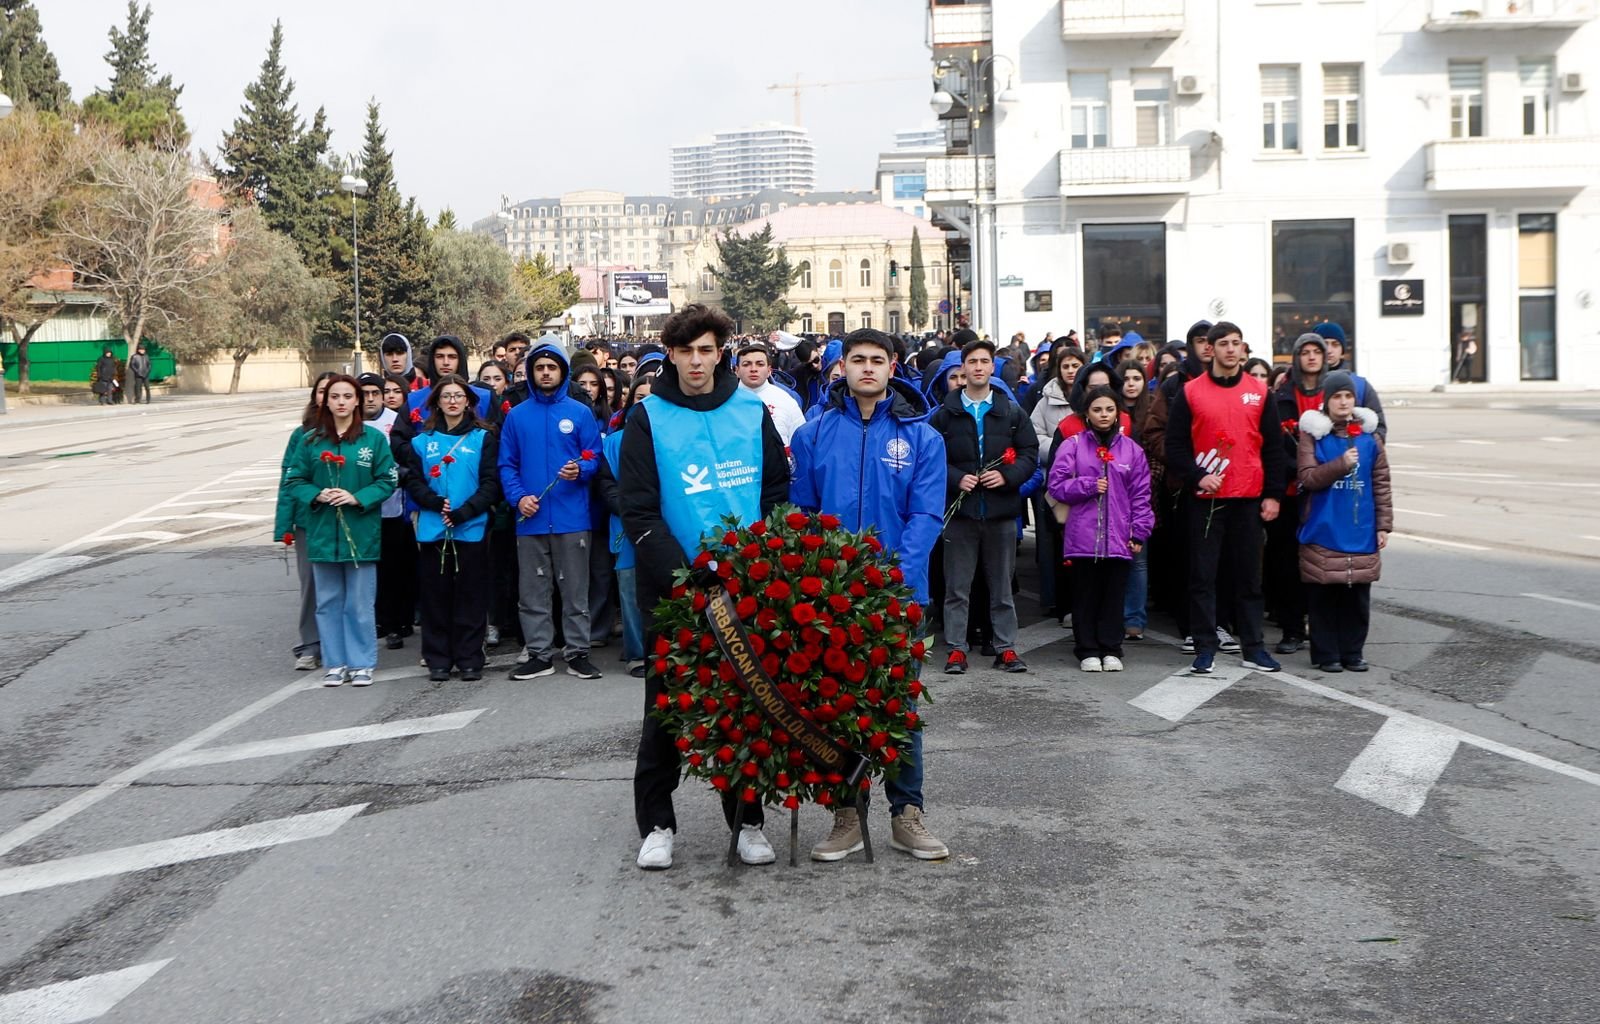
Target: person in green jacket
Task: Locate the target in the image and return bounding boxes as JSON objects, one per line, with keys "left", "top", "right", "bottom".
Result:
{"left": 285, "top": 374, "right": 397, "bottom": 687}
{"left": 274, "top": 372, "right": 336, "bottom": 671}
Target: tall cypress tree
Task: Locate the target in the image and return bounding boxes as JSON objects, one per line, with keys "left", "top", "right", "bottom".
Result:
{"left": 0, "top": 1, "right": 71, "bottom": 114}
{"left": 908, "top": 227, "right": 929, "bottom": 330}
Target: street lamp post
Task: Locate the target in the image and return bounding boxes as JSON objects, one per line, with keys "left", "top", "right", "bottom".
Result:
{"left": 339, "top": 172, "right": 369, "bottom": 374}
{"left": 930, "top": 52, "right": 1019, "bottom": 338}
{"left": 0, "top": 73, "right": 13, "bottom": 416}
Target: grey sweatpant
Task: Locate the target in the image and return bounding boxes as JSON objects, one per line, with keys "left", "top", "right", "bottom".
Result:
{"left": 942, "top": 517, "right": 1018, "bottom": 654}
{"left": 293, "top": 526, "right": 320, "bottom": 657}
{"left": 517, "top": 532, "right": 591, "bottom": 661}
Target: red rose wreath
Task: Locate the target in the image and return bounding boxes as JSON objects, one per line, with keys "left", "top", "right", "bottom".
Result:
{"left": 649, "top": 504, "right": 931, "bottom": 835}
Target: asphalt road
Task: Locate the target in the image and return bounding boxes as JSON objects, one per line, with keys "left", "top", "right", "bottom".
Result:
{"left": 1, "top": 393, "right": 1596, "bottom": 1024}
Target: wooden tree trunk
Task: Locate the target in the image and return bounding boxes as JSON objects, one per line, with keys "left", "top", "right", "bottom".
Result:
{"left": 230, "top": 350, "right": 249, "bottom": 395}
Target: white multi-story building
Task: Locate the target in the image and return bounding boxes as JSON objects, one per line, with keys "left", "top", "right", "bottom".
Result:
{"left": 876, "top": 126, "right": 947, "bottom": 221}
{"left": 670, "top": 122, "right": 817, "bottom": 200}
{"left": 925, "top": 0, "right": 1600, "bottom": 387}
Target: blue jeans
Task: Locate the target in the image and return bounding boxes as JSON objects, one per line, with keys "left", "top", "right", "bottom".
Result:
{"left": 617, "top": 566, "right": 644, "bottom": 662}
{"left": 1123, "top": 545, "right": 1149, "bottom": 632}
{"left": 884, "top": 715, "right": 924, "bottom": 815}
{"left": 310, "top": 562, "right": 378, "bottom": 670}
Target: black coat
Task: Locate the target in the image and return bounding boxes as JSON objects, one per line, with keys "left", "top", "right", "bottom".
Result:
{"left": 927, "top": 386, "right": 1040, "bottom": 522}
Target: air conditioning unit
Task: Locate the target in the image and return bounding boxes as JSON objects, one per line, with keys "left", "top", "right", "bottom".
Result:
{"left": 1176, "top": 75, "right": 1205, "bottom": 96}
{"left": 1562, "top": 71, "right": 1585, "bottom": 93}
{"left": 1387, "top": 241, "right": 1415, "bottom": 265}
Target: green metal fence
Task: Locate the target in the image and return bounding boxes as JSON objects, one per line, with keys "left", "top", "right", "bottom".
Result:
{"left": 1, "top": 338, "right": 176, "bottom": 385}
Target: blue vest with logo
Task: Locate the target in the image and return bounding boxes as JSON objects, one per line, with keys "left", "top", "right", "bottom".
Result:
{"left": 644, "top": 389, "right": 766, "bottom": 556}
{"left": 1298, "top": 430, "right": 1379, "bottom": 554}
{"left": 410, "top": 427, "right": 491, "bottom": 543}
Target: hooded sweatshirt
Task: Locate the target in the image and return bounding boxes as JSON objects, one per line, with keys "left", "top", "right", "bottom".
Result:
{"left": 498, "top": 343, "right": 602, "bottom": 535}
{"left": 790, "top": 377, "right": 945, "bottom": 604}
{"left": 1046, "top": 429, "right": 1154, "bottom": 562}
{"left": 380, "top": 333, "right": 427, "bottom": 391}
{"left": 404, "top": 336, "right": 492, "bottom": 420}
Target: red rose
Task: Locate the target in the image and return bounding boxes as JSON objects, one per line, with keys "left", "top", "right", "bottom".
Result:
{"left": 725, "top": 577, "right": 742, "bottom": 595}
{"left": 799, "top": 576, "right": 823, "bottom": 598}
{"left": 865, "top": 687, "right": 883, "bottom": 704}
{"left": 749, "top": 521, "right": 767, "bottom": 536}
{"left": 654, "top": 658, "right": 669, "bottom": 676}
{"left": 766, "top": 536, "right": 784, "bottom": 551}
{"left": 780, "top": 553, "right": 804, "bottom": 572}
{"left": 774, "top": 729, "right": 790, "bottom": 745}
{"left": 802, "top": 770, "right": 823, "bottom": 785}
{"left": 840, "top": 545, "right": 859, "bottom": 562}
{"left": 675, "top": 736, "right": 691, "bottom": 752}
{"left": 817, "top": 677, "right": 840, "bottom": 698}
{"left": 761, "top": 653, "right": 781, "bottom": 677}
{"left": 869, "top": 646, "right": 888, "bottom": 667}
{"left": 742, "top": 543, "right": 762, "bottom": 559}
{"left": 785, "top": 652, "right": 812, "bottom": 675}
{"left": 800, "top": 534, "right": 824, "bottom": 551}
{"left": 654, "top": 636, "right": 672, "bottom": 656}
{"left": 909, "top": 680, "right": 924, "bottom": 697}
{"left": 716, "top": 745, "right": 735, "bottom": 764}
{"left": 828, "top": 627, "right": 847, "bottom": 647}
{"left": 885, "top": 697, "right": 902, "bottom": 714}
{"left": 654, "top": 693, "right": 670, "bottom": 710}
{"left": 751, "top": 738, "right": 772, "bottom": 757}
{"left": 850, "top": 582, "right": 867, "bottom": 598}
{"left": 688, "top": 752, "right": 704, "bottom": 767}
{"left": 692, "top": 724, "right": 710, "bottom": 741}
{"left": 442, "top": 454, "right": 456, "bottom": 465}
{"left": 911, "top": 640, "right": 926, "bottom": 659}
{"left": 847, "top": 624, "right": 866, "bottom": 645}
{"left": 500, "top": 400, "right": 511, "bottom": 415}
{"left": 889, "top": 567, "right": 904, "bottom": 585}
{"left": 883, "top": 747, "right": 899, "bottom": 763}
{"left": 1001, "top": 447, "right": 1017, "bottom": 465}
{"left": 907, "top": 602, "right": 923, "bottom": 625}
{"left": 771, "top": 632, "right": 792, "bottom": 651}
{"left": 865, "top": 566, "right": 886, "bottom": 588}
{"left": 791, "top": 603, "right": 818, "bottom": 625}
{"left": 864, "top": 536, "right": 883, "bottom": 553}
{"left": 676, "top": 627, "right": 695, "bottom": 650}
{"left": 819, "top": 557, "right": 837, "bottom": 574}
{"left": 835, "top": 692, "right": 856, "bottom": 711}
{"left": 711, "top": 775, "right": 730, "bottom": 791}
{"left": 856, "top": 714, "right": 873, "bottom": 730}
{"left": 844, "top": 660, "right": 867, "bottom": 683}
{"left": 702, "top": 696, "right": 720, "bottom": 714}
{"left": 889, "top": 665, "right": 906, "bottom": 680}
{"left": 788, "top": 748, "right": 806, "bottom": 765}
{"left": 691, "top": 592, "right": 708, "bottom": 612}
{"left": 580, "top": 449, "right": 596, "bottom": 461}
{"left": 828, "top": 594, "right": 851, "bottom": 614}
{"left": 741, "top": 762, "right": 759, "bottom": 778}
{"left": 742, "top": 786, "right": 758, "bottom": 803}
{"left": 786, "top": 512, "right": 810, "bottom": 530}
{"left": 676, "top": 692, "right": 694, "bottom": 710}
{"left": 1347, "top": 421, "right": 1363, "bottom": 437}
{"left": 868, "top": 732, "right": 889, "bottom": 749}
{"left": 736, "top": 596, "right": 758, "bottom": 619}
{"left": 748, "top": 561, "right": 771, "bottom": 581}
{"left": 818, "top": 514, "right": 841, "bottom": 529}
{"left": 868, "top": 613, "right": 885, "bottom": 632}
{"left": 905, "top": 711, "right": 920, "bottom": 728}
{"left": 692, "top": 550, "right": 714, "bottom": 569}
{"left": 817, "top": 791, "right": 833, "bottom": 807}
{"left": 764, "top": 580, "right": 792, "bottom": 601}
{"left": 783, "top": 794, "right": 800, "bottom": 810}
{"left": 281, "top": 532, "right": 295, "bottom": 546}
{"left": 722, "top": 530, "right": 740, "bottom": 546}
{"left": 823, "top": 648, "right": 849, "bottom": 673}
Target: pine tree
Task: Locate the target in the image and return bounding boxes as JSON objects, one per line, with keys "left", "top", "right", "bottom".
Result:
{"left": 711, "top": 224, "right": 796, "bottom": 332}
{"left": 434, "top": 208, "right": 457, "bottom": 232}
{"left": 0, "top": 1, "right": 71, "bottom": 114}
{"left": 81, "top": 1, "right": 188, "bottom": 147}
{"left": 908, "top": 227, "right": 929, "bottom": 330}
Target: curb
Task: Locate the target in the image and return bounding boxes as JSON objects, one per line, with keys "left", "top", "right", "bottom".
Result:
{"left": 0, "top": 390, "right": 301, "bottom": 428}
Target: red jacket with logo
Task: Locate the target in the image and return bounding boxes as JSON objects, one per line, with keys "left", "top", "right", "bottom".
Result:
{"left": 1163, "top": 369, "right": 1287, "bottom": 501}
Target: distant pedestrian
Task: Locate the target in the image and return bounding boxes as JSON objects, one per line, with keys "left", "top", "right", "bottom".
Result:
{"left": 127, "top": 345, "right": 152, "bottom": 404}
{"left": 1296, "top": 372, "right": 1392, "bottom": 673}
{"left": 92, "top": 348, "right": 119, "bottom": 405}
{"left": 284, "top": 374, "right": 398, "bottom": 687}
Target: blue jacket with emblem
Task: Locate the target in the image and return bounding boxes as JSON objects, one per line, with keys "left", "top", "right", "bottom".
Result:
{"left": 395, "top": 418, "right": 500, "bottom": 543}
{"left": 498, "top": 343, "right": 602, "bottom": 535}
{"left": 790, "top": 377, "right": 945, "bottom": 605}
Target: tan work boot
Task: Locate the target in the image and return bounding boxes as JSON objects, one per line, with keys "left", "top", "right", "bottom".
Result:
{"left": 890, "top": 806, "right": 949, "bottom": 860}
{"left": 809, "top": 806, "right": 864, "bottom": 862}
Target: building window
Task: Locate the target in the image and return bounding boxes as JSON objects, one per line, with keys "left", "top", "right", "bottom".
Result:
{"left": 1449, "top": 214, "right": 1488, "bottom": 384}
{"left": 797, "top": 261, "right": 812, "bottom": 289}
{"left": 1272, "top": 219, "right": 1354, "bottom": 363}
{"left": 1520, "top": 59, "right": 1554, "bottom": 136}
{"left": 1083, "top": 224, "right": 1166, "bottom": 346}
{"left": 1322, "top": 64, "right": 1361, "bottom": 151}
{"left": 1261, "top": 65, "right": 1301, "bottom": 152}
{"left": 700, "top": 270, "right": 716, "bottom": 292}
{"left": 1518, "top": 213, "right": 1557, "bottom": 380}
{"left": 892, "top": 174, "right": 927, "bottom": 199}
{"left": 828, "top": 259, "right": 843, "bottom": 289}
{"left": 1069, "top": 71, "right": 1109, "bottom": 149}
{"left": 827, "top": 312, "right": 845, "bottom": 336}
{"left": 860, "top": 312, "right": 872, "bottom": 330}
{"left": 1133, "top": 70, "right": 1173, "bottom": 146}
{"left": 859, "top": 259, "right": 872, "bottom": 287}
{"left": 888, "top": 309, "right": 901, "bottom": 333}
{"left": 800, "top": 314, "right": 813, "bottom": 333}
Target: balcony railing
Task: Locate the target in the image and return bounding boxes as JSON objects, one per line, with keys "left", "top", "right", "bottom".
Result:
{"left": 930, "top": 1, "right": 993, "bottom": 47}
{"left": 1061, "top": 0, "right": 1185, "bottom": 39}
{"left": 1059, "top": 145, "right": 1192, "bottom": 195}
{"left": 924, "top": 155, "right": 996, "bottom": 201}
{"left": 1424, "top": 136, "right": 1600, "bottom": 190}
{"left": 1424, "top": 0, "right": 1594, "bottom": 29}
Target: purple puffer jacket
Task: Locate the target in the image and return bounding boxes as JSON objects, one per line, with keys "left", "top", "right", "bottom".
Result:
{"left": 1046, "top": 432, "right": 1154, "bottom": 561}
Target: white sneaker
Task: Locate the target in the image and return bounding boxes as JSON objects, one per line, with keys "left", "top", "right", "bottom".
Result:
{"left": 1080, "top": 657, "right": 1103, "bottom": 672}
{"left": 294, "top": 653, "right": 320, "bottom": 671}
{"left": 736, "top": 824, "right": 775, "bottom": 865}
{"left": 1216, "top": 627, "right": 1241, "bottom": 653}
{"left": 637, "top": 827, "right": 673, "bottom": 870}
{"left": 485, "top": 624, "right": 500, "bottom": 646}
{"left": 1102, "top": 655, "right": 1124, "bottom": 672}
{"left": 321, "top": 667, "right": 347, "bottom": 687}
{"left": 349, "top": 668, "right": 374, "bottom": 687}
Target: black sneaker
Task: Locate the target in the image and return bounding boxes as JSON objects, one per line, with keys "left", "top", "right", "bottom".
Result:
{"left": 460, "top": 667, "right": 483, "bottom": 681}
{"left": 979, "top": 643, "right": 998, "bottom": 658}
{"left": 385, "top": 633, "right": 404, "bottom": 650}
{"left": 1342, "top": 659, "right": 1369, "bottom": 672}
{"left": 566, "top": 654, "right": 603, "bottom": 679}
{"left": 427, "top": 668, "right": 450, "bottom": 682}
{"left": 628, "top": 663, "right": 647, "bottom": 678}
{"left": 1274, "top": 636, "right": 1304, "bottom": 655}
{"left": 510, "top": 655, "right": 555, "bottom": 680}
{"left": 993, "top": 650, "right": 1027, "bottom": 673}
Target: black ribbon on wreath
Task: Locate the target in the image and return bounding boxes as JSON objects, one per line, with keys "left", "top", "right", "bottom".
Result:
{"left": 697, "top": 579, "right": 874, "bottom": 866}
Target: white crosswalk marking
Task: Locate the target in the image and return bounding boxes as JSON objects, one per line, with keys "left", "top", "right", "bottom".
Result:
{"left": 0, "top": 959, "right": 171, "bottom": 1023}
{"left": 1128, "top": 665, "right": 1252, "bottom": 722}
{"left": 0, "top": 805, "right": 368, "bottom": 899}
{"left": 162, "top": 710, "right": 486, "bottom": 769}
{"left": 1335, "top": 717, "right": 1461, "bottom": 816}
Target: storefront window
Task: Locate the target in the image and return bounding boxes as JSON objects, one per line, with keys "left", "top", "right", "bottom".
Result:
{"left": 1448, "top": 215, "right": 1487, "bottom": 383}
{"left": 1082, "top": 223, "right": 1166, "bottom": 346}
{"left": 1272, "top": 219, "right": 1354, "bottom": 365}
{"left": 1518, "top": 213, "right": 1557, "bottom": 381}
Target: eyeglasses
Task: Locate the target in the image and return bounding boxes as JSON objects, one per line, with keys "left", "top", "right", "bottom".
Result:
{"left": 438, "top": 393, "right": 468, "bottom": 403}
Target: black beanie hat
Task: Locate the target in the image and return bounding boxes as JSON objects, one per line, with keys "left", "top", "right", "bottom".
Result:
{"left": 1322, "top": 370, "right": 1356, "bottom": 402}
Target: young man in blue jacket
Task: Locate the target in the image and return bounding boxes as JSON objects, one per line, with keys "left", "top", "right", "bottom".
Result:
{"left": 498, "top": 342, "right": 604, "bottom": 680}
{"left": 790, "top": 328, "right": 950, "bottom": 863}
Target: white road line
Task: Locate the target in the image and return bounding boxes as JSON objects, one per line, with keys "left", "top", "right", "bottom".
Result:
{"left": 126, "top": 512, "right": 268, "bottom": 524}
{"left": 65, "top": 531, "right": 185, "bottom": 547}
{"left": 1128, "top": 665, "right": 1253, "bottom": 722}
{"left": 1335, "top": 717, "right": 1462, "bottom": 816}
{"left": 1581, "top": 535, "right": 1600, "bottom": 543}
{"left": 1457, "top": 439, "right": 1495, "bottom": 446}
{"left": 0, "top": 805, "right": 367, "bottom": 899}
{"left": 0, "top": 678, "right": 314, "bottom": 859}
{"left": 1389, "top": 532, "right": 1489, "bottom": 552}
{"left": 1394, "top": 508, "right": 1445, "bottom": 518}
{"left": 162, "top": 710, "right": 486, "bottom": 769}
{"left": 1384, "top": 442, "right": 1423, "bottom": 449}
{"left": 0, "top": 959, "right": 172, "bottom": 1023}
{"left": 1540, "top": 436, "right": 1572, "bottom": 443}
{"left": 1521, "top": 592, "right": 1600, "bottom": 613}
{"left": 0, "top": 556, "right": 96, "bottom": 593}
{"left": 158, "top": 497, "right": 273, "bottom": 507}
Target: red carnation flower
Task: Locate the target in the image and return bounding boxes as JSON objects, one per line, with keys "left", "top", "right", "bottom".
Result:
{"left": 883, "top": 747, "right": 899, "bottom": 763}
{"left": 818, "top": 514, "right": 841, "bottom": 530}
{"left": 1097, "top": 446, "right": 1114, "bottom": 464}
{"left": 580, "top": 449, "right": 596, "bottom": 460}
{"left": 1347, "top": 421, "right": 1363, "bottom": 437}
{"left": 909, "top": 680, "right": 924, "bottom": 697}
{"left": 501, "top": 400, "right": 511, "bottom": 415}
{"left": 786, "top": 512, "right": 810, "bottom": 530}
{"left": 865, "top": 687, "right": 883, "bottom": 704}
{"left": 320, "top": 450, "right": 335, "bottom": 463}
{"left": 410, "top": 409, "right": 422, "bottom": 424}
{"left": 655, "top": 693, "right": 670, "bottom": 710}
{"left": 442, "top": 454, "right": 455, "bottom": 465}
{"left": 742, "top": 787, "right": 758, "bottom": 803}
{"left": 692, "top": 724, "right": 710, "bottom": 741}
{"left": 868, "top": 732, "right": 889, "bottom": 749}
{"left": 1001, "top": 447, "right": 1017, "bottom": 465}
{"left": 281, "top": 532, "right": 295, "bottom": 546}
{"left": 676, "top": 691, "right": 694, "bottom": 710}
{"left": 847, "top": 624, "right": 866, "bottom": 645}
{"left": 675, "top": 736, "right": 691, "bottom": 752}
{"left": 1281, "top": 418, "right": 1299, "bottom": 435}
{"left": 905, "top": 711, "right": 920, "bottom": 728}
{"left": 751, "top": 738, "right": 772, "bottom": 757}
{"left": 823, "top": 648, "right": 849, "bottom": 673}
{"left": 835, "top": 692, "right": 856, "bottom": 712}
{"left": 654, "top": 636, "right": 671, "bottom": 656}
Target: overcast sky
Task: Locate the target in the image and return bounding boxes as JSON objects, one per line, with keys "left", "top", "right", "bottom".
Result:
{"left": 43, "top": 0, "right": 937, "bottom": 221}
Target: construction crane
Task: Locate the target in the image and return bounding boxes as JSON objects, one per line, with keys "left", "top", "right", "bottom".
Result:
{"left": 767, "top": 74, "right": 924, "bottom": 125}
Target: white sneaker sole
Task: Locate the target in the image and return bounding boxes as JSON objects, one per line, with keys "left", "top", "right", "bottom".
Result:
{"left": 510, "top": 666, "right": 555, "bottom": 680}
{"left": 809, "top": 840, "right": 864, "bottom": 862}
{"left": 890, "top": 837, "right": 950, "bottom": 860}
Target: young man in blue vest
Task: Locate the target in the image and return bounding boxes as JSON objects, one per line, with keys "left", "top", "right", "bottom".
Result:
{"left": 790, "top": 328, "right": 950, "bottom": 862}
{"left": 1164, "top": 322, "right": 1289, "bottom": 675}
{"left": 621, "top": 304, "right": 791, "bottom": 870}
{"left": 499, "top": 342, "right": 604, "bottom": 681}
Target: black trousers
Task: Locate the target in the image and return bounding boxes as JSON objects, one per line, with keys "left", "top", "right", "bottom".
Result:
{"left": 1187, "top": 498, "right": 1266, "bottom": 656}
{"left": 416, "top": 538, "right": 490, "bottom": 672}
{"left": 587, "top": 529, "right": 617, "bottom": 645}
{"left": 376, "top": 516, "right": 417, "bottom": 637}
{"left": 1151, "top": 489, "right": 1190, "bottom": 633}
{"left": 1307, "top": 583, "right": 1371, "bottom": 666}
{"left": 1071, "top": 558, "right": 1131, "bottom": 660}
{"left": 1263, "top": 494, "right": 1306, "bottom": 640}
{"left": 634, "top": 636, "right": 764, "bottom": 838}
{"left": 487, "top": 524, "right": 522, "bottom": 641}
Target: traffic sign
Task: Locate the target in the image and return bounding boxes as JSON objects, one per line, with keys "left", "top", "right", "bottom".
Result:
{"left": 938, "top": 299, "right": 951, "bottom": 314}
